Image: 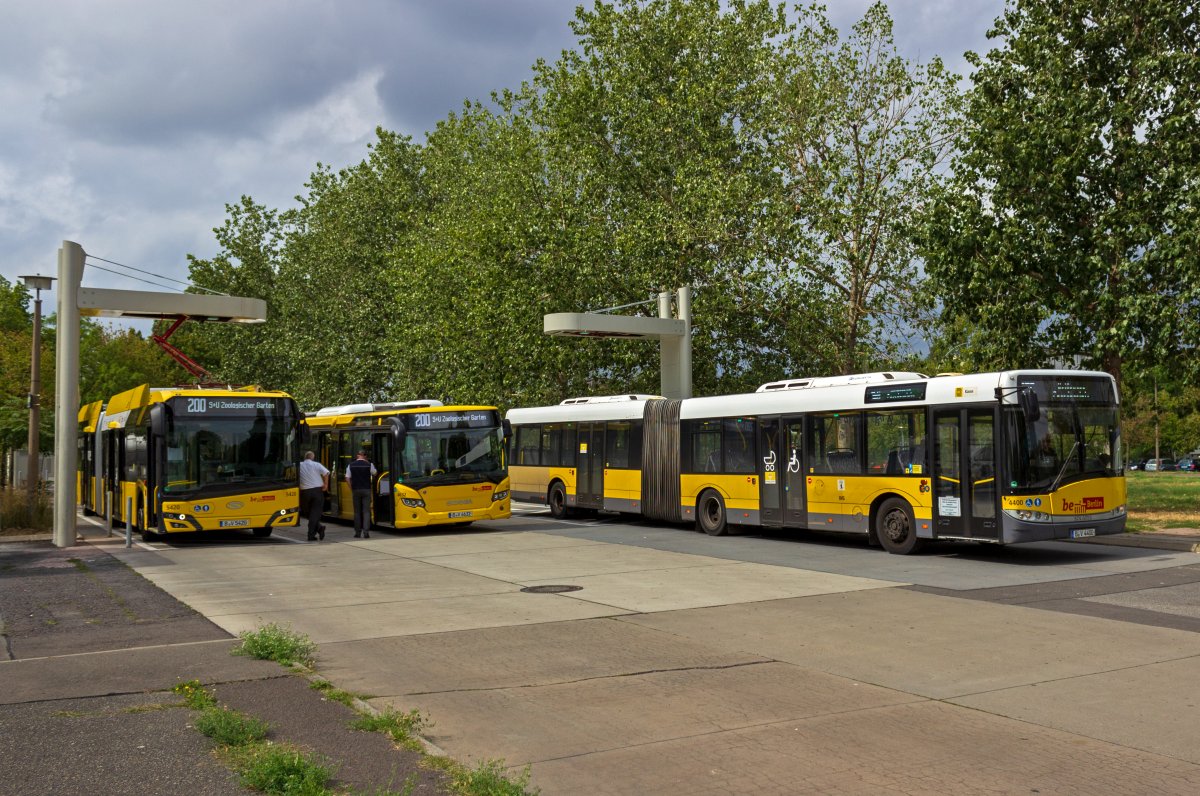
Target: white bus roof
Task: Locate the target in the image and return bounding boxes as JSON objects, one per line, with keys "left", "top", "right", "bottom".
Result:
{"left": 312, "top": 400, "right": 444, "bottom": 417}
{"left": 506, "top": 370, "right": 1118, "bottom": 424}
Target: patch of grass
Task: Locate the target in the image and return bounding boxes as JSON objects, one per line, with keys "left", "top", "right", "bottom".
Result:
{"left": 194, "top": 706, "right": 270, "bottom": 746}
{"left": 221, "top": 742, "right": 335, "bottom": 796}
{"left": 172, "top": 679, "right": 217, "bottom": 710}
{"left": 233, "top": 622, "right": 317, "bottom": 668}
{"left": 450, "top": 759, "right": 539, "bottom": 796}
{"left": 309, "top": 679, "right": 363, "bottom": 709}
{"left": 51, "top": 710, "right": 93, "bottom": 718}
{"left": 350, "top": 708, "right": 429, "bottom": 753}
{"left": 123, "top": 702, "right": 176, "bottom": 714}
{"left": 1126, "top": 472, "right": 1200, "bottom": 531}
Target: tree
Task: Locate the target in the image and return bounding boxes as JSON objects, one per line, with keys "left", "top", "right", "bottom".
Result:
{"left": 769, "top": 2, "right": 962, "bottom": 375}
{"left": 0, "top": 276, "right": 30, "bottom": 332}
{"left": 522, "top": 0, "right": 796, "bottom": 394}
{"left": 923, "top": 0, "right": 1200, "bottom": 392}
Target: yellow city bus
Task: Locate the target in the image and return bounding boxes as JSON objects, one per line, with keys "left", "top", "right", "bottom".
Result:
{"left": 95, "top": 384, "right": 303, "bottom": 540}
{"left": 77, "top": 399, "right": 105, "bottom": 515}
{"left": 506, "top": 370, "right": 1126, "bottom": 554}
{"left": 305, "top": 401, "right": 511, "bottom": 530}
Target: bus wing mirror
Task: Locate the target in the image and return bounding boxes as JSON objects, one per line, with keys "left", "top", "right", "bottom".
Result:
{"left": 149, "top": 404, "right": 171, "bottom": 436}
{"left": 502, "top": 419, "right": 513, "bottom": 441}
{"left": 387, "top": 417, "right": 407, "bottom": 447}
{"left": 299, "top": 420, "right": 311, "bottom": 445}
{"left": 1019, "top": 389, "right": 1041, "bottom": 421}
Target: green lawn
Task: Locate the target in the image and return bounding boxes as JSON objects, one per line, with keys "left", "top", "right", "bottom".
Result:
{"left": 1125, "top": 471, "right": 1200, "bottom": 532}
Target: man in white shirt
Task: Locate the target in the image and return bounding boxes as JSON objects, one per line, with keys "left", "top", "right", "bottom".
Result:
{"left": 298, "top": 451, "right": 330, "bottom": 541}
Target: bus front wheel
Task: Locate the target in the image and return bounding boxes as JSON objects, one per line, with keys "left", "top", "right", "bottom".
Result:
{"left": 876, "top": 497, "right": 921, "bottom": 555}
{"left": 548, "top": 482, "right": 570, "bottom": 520}
{"left": 697, "top": 491, "right": 728, "bottom": 536}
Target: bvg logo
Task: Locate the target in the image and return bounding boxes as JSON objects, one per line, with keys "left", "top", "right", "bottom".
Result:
{"left": 1061, "top": 497, "right": 1104, "bottom": 513}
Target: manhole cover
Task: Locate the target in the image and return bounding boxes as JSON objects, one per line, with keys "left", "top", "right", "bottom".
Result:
{"left": 520, "top": 585, "right": 583, "bottom": 594}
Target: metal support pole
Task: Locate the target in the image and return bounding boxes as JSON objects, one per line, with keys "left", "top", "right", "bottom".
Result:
{"left": 106, "top": 489, "right": 113, "bottom": 537}
{"left": 26, "top": 292, "right": 43, "bottom": 500}
{"left": 53, "top": 241, "right": 84, "bottom": 548}
{"left": 125, "top": 496, "right": 133, "bottom": 548}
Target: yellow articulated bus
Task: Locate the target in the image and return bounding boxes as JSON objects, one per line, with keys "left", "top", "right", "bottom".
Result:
{"left": 506, "top": 370, "right": 1126, "bottom": 554}
{"left": 305, "top": 401, "right": 512, "bottom": 530}
{"left": 93, "top": 384, "right": 303, "bottom": 540}
{"left": 77, "top": 399, "right": 105, "bottom": 515}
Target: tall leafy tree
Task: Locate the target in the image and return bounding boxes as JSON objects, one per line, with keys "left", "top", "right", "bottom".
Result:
{"left": 769, "top": 2, "right": 962, "bottom": 375}
{"left": 923, "top": 0, "right": 1200, "bottom": 392}
{"left": 522, "top": 0, "right": 795, "bottom": 394}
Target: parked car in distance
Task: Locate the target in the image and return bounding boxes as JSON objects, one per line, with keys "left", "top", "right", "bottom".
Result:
{"left": 1145, "top": 458, "right": 1177, "bottom": 472}
{"left": 1128, "top": 459, "right": 1146, "bottom": 471}
{"left": 1178, "top": 457, "right": 1198, "bottom": 472}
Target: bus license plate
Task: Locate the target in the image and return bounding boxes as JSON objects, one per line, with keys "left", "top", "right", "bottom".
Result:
{"left": 448, "top": 511, "right": 473, "bottom": 519}
{"left": 1071, "top": 528, "right": 1096, "bottom": 538}
{"left": 220, "top": 519, "right": 249, "bottom": 527}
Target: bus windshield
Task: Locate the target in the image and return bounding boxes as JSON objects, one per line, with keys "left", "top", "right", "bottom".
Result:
{"left": 1004, "top": 403, "right": 1120, "bottom": 492}
{"left": 397, "top": 427, "right": 506, "bottom": 486}
{"left": 164, "top": 414, "right": 299, "bottom": 493}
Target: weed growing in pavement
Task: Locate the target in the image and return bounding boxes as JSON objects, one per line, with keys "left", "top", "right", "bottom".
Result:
{"left": 222, "top": 742, "right": 335, "bottom": 796}
{"left": 309, "top": 678, "right": 364, "bottom": 708}
{"left": 172, "top": 679, "right": 216, "bottom": 710}
{"left": 449, "top": 759, "right": 539, "bottom": 796}
{"left": 194, "top": 707, "right": 270, "bottom": 746}
{"left": 233, "top": 622, "right": 317, "bottom": 668}
{"left": 350, "top": 708, "right": 429, "bottom": 753}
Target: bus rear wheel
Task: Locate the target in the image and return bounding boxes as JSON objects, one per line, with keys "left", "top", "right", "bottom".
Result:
{"left": 876, "top": 497, "right": 921, "bottom": 555}
{"left": 548, "top": 482, "right": 570, "bottom": 520}
{"left": 697, "top": 490, "right": 728, "bottom": 536}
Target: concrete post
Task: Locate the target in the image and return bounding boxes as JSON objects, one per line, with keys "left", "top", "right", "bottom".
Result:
{"left": 53, "top": 241, "right": 84, "bottom": 548}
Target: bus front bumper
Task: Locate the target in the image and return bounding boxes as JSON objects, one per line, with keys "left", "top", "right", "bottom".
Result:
{"left": 1001, "top": 509, "right": 1127, "bottom": 544}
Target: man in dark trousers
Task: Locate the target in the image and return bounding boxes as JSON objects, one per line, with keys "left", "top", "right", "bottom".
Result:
{"left": 298, "top": 451, "right": 330, "bottom": 541}
{"left": 345, "top": 449, "right": 377, "bottom": 538}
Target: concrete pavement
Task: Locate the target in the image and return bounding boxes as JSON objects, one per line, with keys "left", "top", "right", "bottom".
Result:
{"left": 90, "top": 508, "right": 1200, "bottom": 795}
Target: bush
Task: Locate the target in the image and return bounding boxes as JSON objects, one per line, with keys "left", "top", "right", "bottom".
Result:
{"left": 0, "top": 486, "right": 52, "bottom": 534}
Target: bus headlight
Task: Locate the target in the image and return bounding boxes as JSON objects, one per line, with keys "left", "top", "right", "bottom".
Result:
{"left": 491, "top": 490, "right": 509, "bottom": 502}
{"left": 401, "top": 497, "right": 425, "bottom": 508}
{"left": 1005, "top": 509, "right": 1052, "bottom": 522}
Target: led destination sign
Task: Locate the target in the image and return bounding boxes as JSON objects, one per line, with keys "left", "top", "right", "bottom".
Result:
{"left": 864, "top": 383, "right": 927, "bottom": 404}
{"left": 171, "top": 397, "right": 289, "bottom": 416}
{"left": 405, "top": 411, "right": 498, "bottom": 431}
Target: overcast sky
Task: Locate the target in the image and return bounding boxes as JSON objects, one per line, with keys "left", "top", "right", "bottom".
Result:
{"left": 0, "top": 0, "right": 1003, "bottom": 327}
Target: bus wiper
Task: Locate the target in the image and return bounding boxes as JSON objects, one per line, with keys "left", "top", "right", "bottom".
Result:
{"left": 1049, "top": 440, "right": 1080, "bottom": 494}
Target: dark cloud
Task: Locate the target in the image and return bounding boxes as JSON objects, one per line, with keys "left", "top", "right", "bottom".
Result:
{"left": 1, "top": 0, "right": 1004, "bottom": 315}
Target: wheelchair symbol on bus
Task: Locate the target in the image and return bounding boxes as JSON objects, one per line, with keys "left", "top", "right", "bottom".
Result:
{"left": 788, "top": 449, "right": 800, "bottom": 473}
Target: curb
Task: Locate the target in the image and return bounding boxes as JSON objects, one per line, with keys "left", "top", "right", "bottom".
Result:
{"left": 1080, "top": 534, "right": 1200, "bottom": 553}
{"left": 296, "top": 666, "right": 448, "bottom": 758}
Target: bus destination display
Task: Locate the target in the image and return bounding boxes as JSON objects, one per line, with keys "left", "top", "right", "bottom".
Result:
{"left": 408, "top": 411, "right": 497, "bottom": 431}
{"left": 864, "top": 383, "right": 927, "bottom": 404}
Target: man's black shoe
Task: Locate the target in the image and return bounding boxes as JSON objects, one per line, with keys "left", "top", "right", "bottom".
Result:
{"left": 354, "top": 532, "right": 362, "bottom": 538}
{"left": 318, "top": 525, "right": 325, "bottom": 540}
{"left": 307, "top": 534, "right": 318, "bottom": 541}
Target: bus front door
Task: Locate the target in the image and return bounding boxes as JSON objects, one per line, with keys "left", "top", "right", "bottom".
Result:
{"left": 575, "top": 422, "right": 604, "bottom": 511}
{"left": 760, "top": 416, "right": 807, "bottom": 528}
{"left": 373, "top": 433, "right": 394, "bottom": 526}
{"left": 933, "top": 409, "right": 999, "bottom": 540}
